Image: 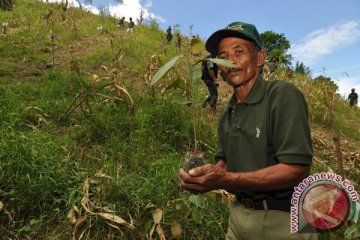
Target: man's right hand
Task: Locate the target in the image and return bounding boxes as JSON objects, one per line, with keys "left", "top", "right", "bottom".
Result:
{"left": 215, "top": 78, "right": 220, "bottom": 87}
{"left": 179, "top": 162, "right": 228, "bottom": 194}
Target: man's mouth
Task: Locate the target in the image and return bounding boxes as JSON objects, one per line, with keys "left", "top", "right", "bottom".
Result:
{"left": 226, "top": 68, "right": 242, "bottom": 78}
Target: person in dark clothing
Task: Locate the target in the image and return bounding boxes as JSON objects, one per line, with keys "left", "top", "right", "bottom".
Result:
{"left": 118, "top": 17, "right": 125, "bottom": 28}
{"left": 201, "top": 55, "right": 218, "bottom": 109}
{"left": 175, "top": 33, "right": 181, "bottom": 52}
{"left": 127, "top": 17, "right": 134, "bottom": 33}
{"left": 348, "top": 88, "right": 358, "bottom": 107}
{"left": 166, "top": 26, "right": 173, "bottom": 43}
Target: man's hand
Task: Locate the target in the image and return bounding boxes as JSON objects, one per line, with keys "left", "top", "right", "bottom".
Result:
{"left": 215, "top": 78, "right": 220, "bottom": 87}
{"left": 179, "top": 163, "right": 227, "bottom": 194}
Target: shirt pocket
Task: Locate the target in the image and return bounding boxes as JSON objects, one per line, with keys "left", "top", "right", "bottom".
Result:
{"left": 225, "top": 125, "right": 244, "bottom": 171}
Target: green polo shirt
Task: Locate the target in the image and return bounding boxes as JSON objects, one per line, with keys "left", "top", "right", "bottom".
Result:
{"left": 215, "top": 76, "right": 312, "bottom": 200}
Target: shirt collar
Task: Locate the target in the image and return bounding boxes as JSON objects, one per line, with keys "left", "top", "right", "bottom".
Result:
{"left": 228, "top": 76, "right": 266, "bottom": 109}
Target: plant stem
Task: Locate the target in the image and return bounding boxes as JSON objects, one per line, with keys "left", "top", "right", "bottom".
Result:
{"left": 325, "top": 84, "right": 344, "bottom": 179}
{"left": 189, "top": 62, "right": 197, "bottom": 151}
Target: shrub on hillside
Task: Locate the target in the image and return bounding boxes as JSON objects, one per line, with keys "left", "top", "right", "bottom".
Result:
{"left": 0, "top": 0, "right": 15, "bottom": 11}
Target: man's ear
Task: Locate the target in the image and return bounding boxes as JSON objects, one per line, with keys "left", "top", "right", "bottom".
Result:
{"left": 257, "top": 50, "right": 268, "bottom": 67}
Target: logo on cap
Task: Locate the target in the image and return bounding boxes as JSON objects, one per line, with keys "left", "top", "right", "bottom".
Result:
{"left": 226, "top": 24, "right": 243, "bottom": 31}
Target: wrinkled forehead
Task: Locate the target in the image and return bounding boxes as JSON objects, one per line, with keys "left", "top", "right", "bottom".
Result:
{"left": 217, "top": 37, "right": 254, "bottom": 54}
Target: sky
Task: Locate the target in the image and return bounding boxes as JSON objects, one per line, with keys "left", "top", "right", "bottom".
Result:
{"left": 42, "top": 0, "right": 360, "bottom": 102}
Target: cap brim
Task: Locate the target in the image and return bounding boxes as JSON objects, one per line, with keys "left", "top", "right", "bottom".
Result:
{"left": 205, "top": 29, "right": 254, "bottom": 56}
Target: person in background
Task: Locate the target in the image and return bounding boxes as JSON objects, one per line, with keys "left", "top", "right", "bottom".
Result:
{"left": 180, "top": 21, "right": 317, "bottom": 240}
{"left": 201, "top": 54, "right": 219, "bottom": 109}
{"left": 166, "top": 26, "right": 173, "bottom": 44}
{"left": 118, "top": 16, "right": 125, "bottom": 28}
{"left": 175, "top": 33, "right": 181, "bottom": 51}
{"left": 348, "top": 88, "right": 358, "bottom": 107}
{"left": 127, "top": 17, "right": 134, "bottom": 33}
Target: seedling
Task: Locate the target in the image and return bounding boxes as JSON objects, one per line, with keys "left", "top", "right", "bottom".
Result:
{"left": 184, "top": 151, "right": 205, "bottom": 173}
{"left": 150, "top": 54, "right": 236, "bottom": 167}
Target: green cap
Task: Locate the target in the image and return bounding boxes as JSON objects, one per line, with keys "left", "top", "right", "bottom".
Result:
{"left": 205, "top": 21, "right": 262, "bottom": 55}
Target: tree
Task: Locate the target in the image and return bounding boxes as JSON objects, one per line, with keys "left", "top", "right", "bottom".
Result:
{"left": 261, "top": 31, "right": 292, "bottom": 67}
{"left": 294, "top": 61, "right": 311, "bottom": 75}
{"left": 313, "top": 75, "right": 338, "bottom": 92}
{"left": 0, "top": 0, "right": 15, "bottom": 11}
{"left": 99, "top": 5, "right": 110, "bottom": 17}
{"left": 173, "top": 24, "right": 181, "bottom": 35}
{"left": 137, "top": 10, "right": 144, "bottom": 25}
{"left": 75, "top": 0, "right": 82, "bottom": 9}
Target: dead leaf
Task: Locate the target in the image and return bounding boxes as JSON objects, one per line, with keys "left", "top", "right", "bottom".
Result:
{"left": 94, "top": 171, "right": 112, "bottom": 179}
{"left": 106, "top": 221, "right": 121, "bottom": 231}
{"left": 171, "top": 220, "right": 182, "bottom": 237}
{"left": 145, "top": 203, "right": 156, "bottom": 209}
{"left": 101, "top": 65, "right": 108, "bottom": 72}
{"left": 152, "top": 208, "right": 162, "bottom": 224}
{"left": 149, "top": 223, "right": 156, "bottom": 240}
{"left": 97, "top": 212, "right": 134, "bottom": 229}
{"left": 72, "top": 214, "right": 89, "bottom": 240}
{"left": 156, "top": 224, "right": 166, "bottom": 240}
{"left": 67, "top": 206, "right": 78, "bottom": 224}
{"left": 74, "top": 215, "right": 88, "bottom": 229}
{"left": 0, "top": 201, "right": 3, "bottom": 212}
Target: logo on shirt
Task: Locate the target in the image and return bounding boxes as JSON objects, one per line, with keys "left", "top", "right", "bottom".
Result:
{"left": 256, "top": 126, "right": 260, "bottom": 138}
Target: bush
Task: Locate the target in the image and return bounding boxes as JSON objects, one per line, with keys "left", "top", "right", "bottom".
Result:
{"left": 0, "top": 0, "right": 15, "bottom": 11}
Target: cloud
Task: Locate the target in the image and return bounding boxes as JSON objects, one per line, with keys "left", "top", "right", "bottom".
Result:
{"left": 39, "top": 0, "right": 99, "bottom": 14}
{"left": 39, "top": 0, "right": 79, "bottom": 7}
{"left": 144, "top": 0, "right": 153, "bottom": 9}
{"left": 290, "top": 21, "right": 360, "bottom": 66}
{"left": 109, "top": 0, "right": 164, "bottom": 23}
{"left": 38, "top": 0, "right": 162, "bottom": 22}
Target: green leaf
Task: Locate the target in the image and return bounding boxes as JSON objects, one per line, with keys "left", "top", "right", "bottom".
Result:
{"left": 191, "top": 206, "right": 202, "bottom": 223}
{"left": 176, "top": 202, "right": 191, "bottom": 217}
{"left": 150, "top": 55, "right": 183, "bottom": 87}
{"left": 345, "top": 223, "right": 360, "bottom": 239}
{"left": 188, "top": 195, "right": 205, "bottom": 208}
{"left": 17, "top": 225, "right": 32, "bottom": 233}
{"left": 144, "top": 220, "right": 153, "bottom": 235}
{"left": 30, "top": 218, "right": 42, "bottom": 225}
{"left": 191, "top": 67, "right": 202, "bottom": 87}
{"left": 161, "top": 79, "right": 188, "bottom": 94}
{"left": 190, "top": 38, "right": 204, "bottom": 55}
{"left": 207, "top": 58, "right": 237, "bottom": 68}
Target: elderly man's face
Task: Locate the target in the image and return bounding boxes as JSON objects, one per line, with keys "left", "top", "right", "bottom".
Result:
{"left": 217, "top": 37, "right": 259, "bottom": 87}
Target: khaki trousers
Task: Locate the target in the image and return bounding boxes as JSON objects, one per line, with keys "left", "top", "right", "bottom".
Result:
{"left": 225, "top": 202, "right": 318, "bottom": 240}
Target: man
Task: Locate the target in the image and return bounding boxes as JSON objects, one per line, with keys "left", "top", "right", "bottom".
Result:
{"left": 201, "top": 54, "right": 219, "bottom": 109}
{"left": 175, "top": 33, "right": 181, "bottom": 52}
{"left": 166, "top": 26, "right": 173, "bottom": 44}
{"left": 348, "top": 88, "right": 358, "bottom": 107}
{"left": 127, "top": 17, "right": 134, "bottom": 33}
{"left": 179, "top": 21, "right": 317, "bottom": 240}
{"left": 118, "top": 17, "right": 125, "bottom": 28}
